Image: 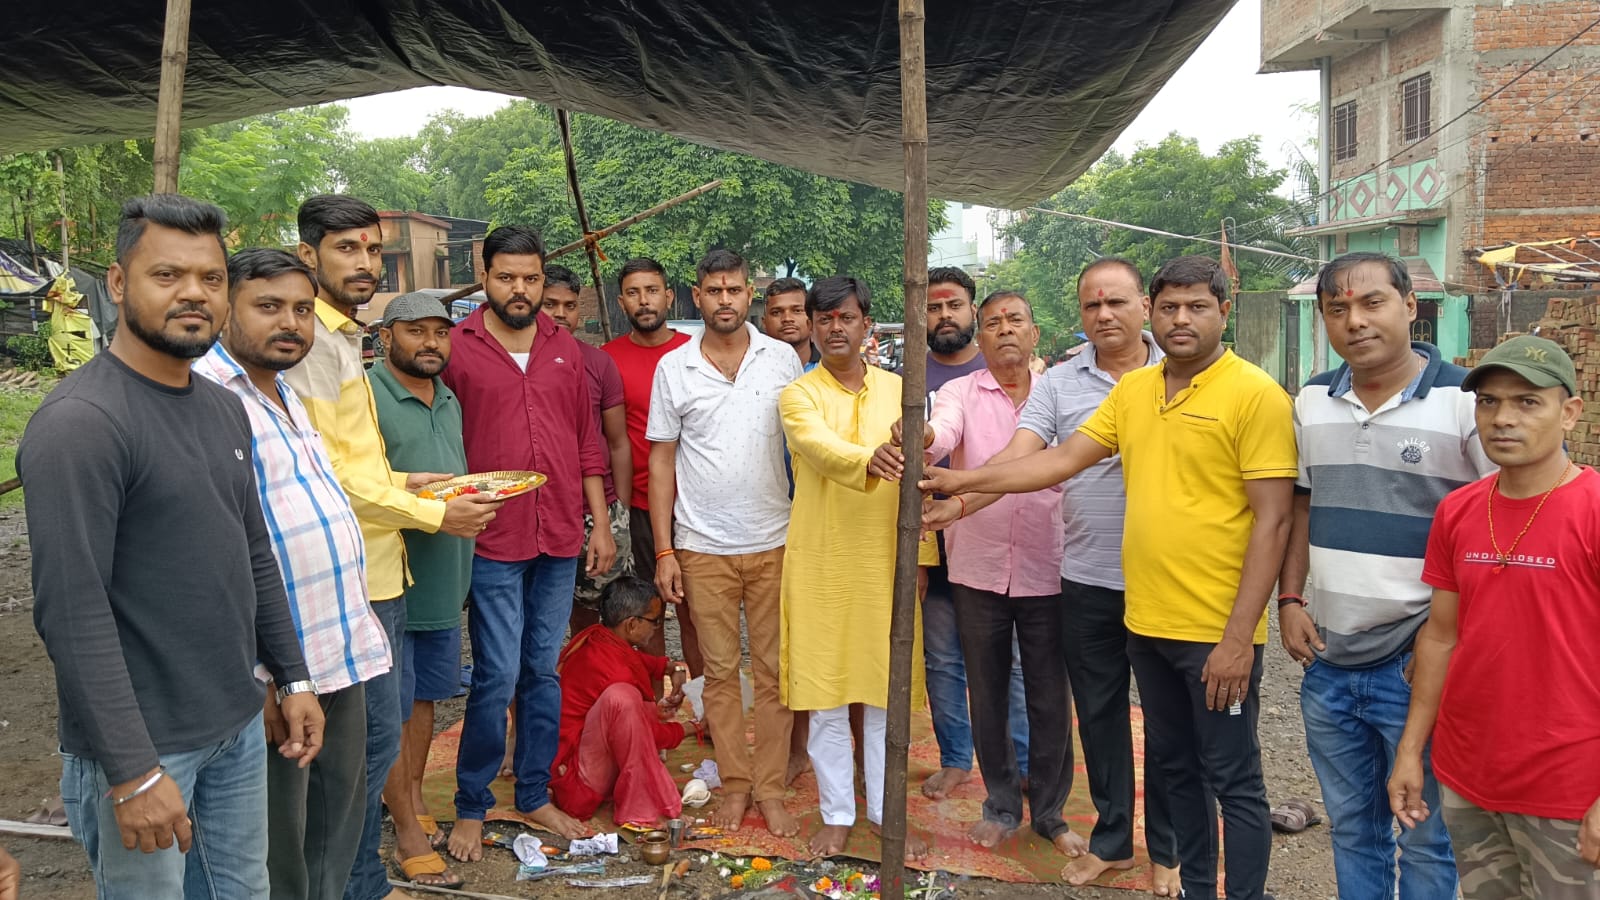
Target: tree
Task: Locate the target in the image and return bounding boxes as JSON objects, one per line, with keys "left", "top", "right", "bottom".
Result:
{"left": 337, "top": 136, "right": 433, "bottom": 212}
{"left": 481, "top": 103, "right": 945, "bottom": 318}
{"left": 421, "top": 104, "right": 559, "bottom": 221}
{"left": 180, "top": 106, "right": 349, "bottom": 247}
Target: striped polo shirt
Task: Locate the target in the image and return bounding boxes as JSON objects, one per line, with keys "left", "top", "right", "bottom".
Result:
{"left": 1297, "top": 342, "right": 1495, "bottom": 666}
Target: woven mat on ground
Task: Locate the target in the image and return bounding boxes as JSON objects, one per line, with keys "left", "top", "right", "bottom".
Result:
{"left": 422, "top": 706, "right": 1163, "bottom": 890}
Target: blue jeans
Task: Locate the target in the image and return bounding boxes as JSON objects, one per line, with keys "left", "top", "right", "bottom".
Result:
{"left": 61, "top": 711, "right": 269, "bottom": 900}
{"left": 922, "top": 567, "right": 1029, "bottom": 774}
{"left": 456, "top": 554, "right": 579, "bottom": 818}
{"left": 345, "top": 598, "right": 405, "bottom": 900}
{"left": 1301, "top": 653, "right": 1457, "bottom": 900}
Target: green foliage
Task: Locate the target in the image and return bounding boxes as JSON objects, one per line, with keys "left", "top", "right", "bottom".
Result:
{"left": 7, "top": 322, "right": 54, "bottom": 372}
{"left": 336, "top": 136, "right": 433, "bottom": 212}
{"left": 0, "top": 377, "right": 49, "bottom": 508}
{"left": 999, "top": 134, "right": 1320, "bottom": 352}
{"left": 479, "top": 103, "right": 945, "bottom": 318}
{"left": 421, "top": 104, "right": 558, "bottom": 221}
{"left": 180, "top": 106, "right": 350, "bottom": 247}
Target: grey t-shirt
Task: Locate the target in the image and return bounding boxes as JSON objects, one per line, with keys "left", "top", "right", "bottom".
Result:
{"left": 20, "top": 353, "right": 307, "bottom": 783}
{"left": 1017, "top": 335, "right": 1163, "bottom": 591}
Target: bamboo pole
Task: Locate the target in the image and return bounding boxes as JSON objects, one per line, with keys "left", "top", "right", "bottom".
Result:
{"left": 433, "top": 179, "right": 724, "bottom": 307}
{"left": 152, "top": 0, "right": 192, "bottom": 193}
{"left": 555, "top": 108, "right": 614, "bottom": 341}
{"left": 881, "top": 0, "right": 928, "bottom": 895}
{"left": 55, "top": 153, "right": 69, "bottom": 270}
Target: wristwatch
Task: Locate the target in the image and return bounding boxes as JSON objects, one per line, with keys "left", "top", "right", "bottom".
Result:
{"left": 275, "top": 680, "right": 318, "bottom": 703}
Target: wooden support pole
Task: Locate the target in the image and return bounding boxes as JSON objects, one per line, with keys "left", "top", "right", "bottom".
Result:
{"left": 555, "top": 108, "right": 614, "bottom": 341}
{"left": 881, "top": 0, "right": 928, "bottom": 896}
{"left": 152, "top": 0, "right": 193, "bottom": 193}
{"left": 55, "top": 153, "right": 69, "bottom": 270}
{"left": 432, "top": 179, "right": 724, "bottom": 308}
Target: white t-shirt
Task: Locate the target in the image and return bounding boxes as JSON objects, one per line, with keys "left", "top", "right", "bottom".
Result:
{"left": 509, "top": 352, "right": 530, "bottom": 372}
{"left": 646, "top": 324, "right": 803, "bottom": 554}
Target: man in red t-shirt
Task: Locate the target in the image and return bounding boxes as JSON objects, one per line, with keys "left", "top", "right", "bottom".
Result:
{"left": 551, "top": 576, "right": 691, "bottom": 826}
{"left": 1391, "top": 335, "right": 1600, "bottom": 898}
{"left": 602, "top": 258, "right": 701, "bottom": 673}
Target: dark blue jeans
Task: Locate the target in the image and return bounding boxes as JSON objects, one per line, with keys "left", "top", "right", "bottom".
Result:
{"left": 344, "top": 598, "right": 404, "bottom": 900}
{"left": 1301, "top": 653, "right": 1456, "bottom": 900}
{"left": 921, "top": 564, "right": 1029, "bottom": 774}
{"left": 455, "top": 555, "right": 579, "bottom": 818}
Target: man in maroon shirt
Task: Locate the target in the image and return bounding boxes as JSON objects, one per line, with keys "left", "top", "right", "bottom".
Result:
{"left": 602, "top": 258, "right": 701, "bottom": 673}
{"left": 443, "top": 226, "right": 616, "bottom": 861}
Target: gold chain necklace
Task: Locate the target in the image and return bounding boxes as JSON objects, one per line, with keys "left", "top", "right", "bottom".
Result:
{"left": 1487, "top": 461, "right": 1574, "bottom": 573}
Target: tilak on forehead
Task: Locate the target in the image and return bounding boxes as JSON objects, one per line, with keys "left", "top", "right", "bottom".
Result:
{"left": 360, "top": 232, "right": 369, "bottom": 242}
{"left": 1097, "top": 289, "right": 1104, "bottom": 298}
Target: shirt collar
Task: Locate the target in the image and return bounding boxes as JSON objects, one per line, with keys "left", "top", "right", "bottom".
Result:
{"left": 201, "top": 342, "right": 284, "bottom": 395}
{"left": 369, "top": 359, "right": 451, "bottom": 408}
{"left": 1328, "top": 341, "right": 1442, "bottom": 401}
{"left": 314, "top": 298, "right": 365, "bottom": 335}
{"left": 1075, "top": 331, "right": 1163, "bottom": 374}
{"left": 684, "top": 322, "right": 764, "bottom": 367}
{"left": 457, "top": 303, "right": 559, "bottom": 345}
{"left": 972, "top": 366, "right": 1041, "bottom": 393}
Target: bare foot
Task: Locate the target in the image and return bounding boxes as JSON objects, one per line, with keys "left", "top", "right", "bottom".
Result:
{"left": 1062, "top": 853, "right": 1136, "bottom": 886}
{"left": 756, "top": 798, "right": 799, "bottom": 838}
{"left": 967, "top": 819, "right": 1016, "bottom": 848}
{"left": 526, "top": 803, "right": 589, "bottom": 840}
{"left": 499, "top": 748, "right": 514, "bottom": 779}
{"left": 809, "top": 823, "right": 851, "bottom": 857}
{"left": 786, "top": 751, "right": 812, "bottom": 786}
{"left": 712, "top": 791, "right": 750, "bottom": 830}
{"left": 920, "top": 766, "right": 971, "bottom": 800}
{"left": 445, "top": 818, "right": 483, "bottom": 863}
{"left": 871, "top": 821, "right": 930, "bottom": 859}
{"left": 1151, "top": 862, "right": 1182, "bottom": 897}
{"left": 1052, "top": 829, "right": 1091, "bottom": 858}
{"left": 382, "top": 890, "right": 418, "bottom": 900}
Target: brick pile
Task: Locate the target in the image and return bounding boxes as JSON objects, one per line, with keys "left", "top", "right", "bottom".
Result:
{"left": 1458, "top": 296, "right": 1600, "bottom": 465}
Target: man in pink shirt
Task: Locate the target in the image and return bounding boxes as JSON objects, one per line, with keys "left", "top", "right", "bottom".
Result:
{"left": 891, "top": 291, "right": 1072, "bottom": 852}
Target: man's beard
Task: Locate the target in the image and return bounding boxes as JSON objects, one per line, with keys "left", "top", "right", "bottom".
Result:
{"left": 488, "top": 295, "right": 537, "bottom": 330}
{"left": 124, "top": 299, "right": 218, "bottom": 360}
{"left": 391, "top": 346, "right": 447, "bottom": 378}
{"left": 315, "top": 266, "right": 376, "bottom": 309}
{"left": 929, "top": 321, "right": 976, "bottom": 355}
{"left": 628, "top": 308, "right": 665, "bottom": 333}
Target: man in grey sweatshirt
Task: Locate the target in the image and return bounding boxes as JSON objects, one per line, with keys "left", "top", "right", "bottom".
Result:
{"left": 20, "top": 194, "right": 323, "bottom": 900}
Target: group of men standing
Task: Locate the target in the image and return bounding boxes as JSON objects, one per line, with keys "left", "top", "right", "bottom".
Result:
{"left": 14, "top": 185, "right": 1600, "bottom": 900}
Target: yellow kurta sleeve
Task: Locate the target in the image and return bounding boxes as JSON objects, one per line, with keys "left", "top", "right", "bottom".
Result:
{"left": 780, "top": 379, "right": 874, "bottom": 492}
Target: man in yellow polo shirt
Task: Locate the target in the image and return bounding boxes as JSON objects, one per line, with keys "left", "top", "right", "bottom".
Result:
{"left": 287, "top": 195, "right": 502, "bottom": 899}
{"left": 922, "top": 255, "right": 1295, "bottom": 900}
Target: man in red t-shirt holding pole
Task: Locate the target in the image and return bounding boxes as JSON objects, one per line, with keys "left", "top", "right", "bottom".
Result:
{"left": 1391, "top": 334, "right": 1600, "bottom": 898}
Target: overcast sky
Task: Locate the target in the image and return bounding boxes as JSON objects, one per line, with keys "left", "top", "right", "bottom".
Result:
{"left": 342, "top": 0, "right": 1319, "bottom": 173}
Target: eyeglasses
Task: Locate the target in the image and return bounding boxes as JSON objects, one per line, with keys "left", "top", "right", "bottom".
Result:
{"left": 632, "top": 613, "right": 664, "bottom": 627}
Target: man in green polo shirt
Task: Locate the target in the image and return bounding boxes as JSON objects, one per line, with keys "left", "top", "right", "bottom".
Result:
{"left": 370, "top": 293, "right": 474, "bottom": 885}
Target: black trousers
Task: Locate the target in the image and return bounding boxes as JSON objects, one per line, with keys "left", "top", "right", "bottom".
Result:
{"left": 1127, "top": 633, "right": 1271, "bottom": 900}
{"left": 951, "top": 582, "right": 1072, "bottom": 841}
{"left": 1060, "top": 578, "right": 1178, "bottom": 866}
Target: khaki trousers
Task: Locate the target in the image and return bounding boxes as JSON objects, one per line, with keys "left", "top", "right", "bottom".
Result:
{"left": 678, "top": 546, "right": 792, "bottom": 802}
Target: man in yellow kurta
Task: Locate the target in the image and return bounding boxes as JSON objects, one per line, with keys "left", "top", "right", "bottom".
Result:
{"left": 780, "top": 275, "right": 937, "bottom": 859}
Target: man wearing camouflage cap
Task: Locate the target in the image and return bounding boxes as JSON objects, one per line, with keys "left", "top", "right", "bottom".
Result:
{"left": 1391, "top": 335, "right": 1600, "bottom": 898}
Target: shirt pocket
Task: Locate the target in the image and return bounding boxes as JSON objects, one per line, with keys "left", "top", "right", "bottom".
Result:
{"left": 751, "top": 386, "right": 785, "bottom": 436}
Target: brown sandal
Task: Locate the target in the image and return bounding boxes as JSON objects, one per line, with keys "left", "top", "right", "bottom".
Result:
{"left": 1270, "top": 798, "right": 1323, "bottom": 833}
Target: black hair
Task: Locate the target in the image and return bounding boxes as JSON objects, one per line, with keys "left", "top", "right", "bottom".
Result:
{"left": 296, "top": 194, "right": 380, "bottom": 251}
{"left": 979, "top": 289, "right": 1034, "bottom": 319}
{"left": 1315, "top": 251, "right": 1413, "bottom": 305}
{"left": 482, "top": 226, "right": 545, "bottom": 271}
{"left": 1077, "top": 257, "right": 1145, "bottom": 295}
{"left": 1149, "top": 255, "right": 1229, "bottom": 306}
{"left": 696, "top": 248, "right": 747, "bottom": 285}
{"left": 599, "top": 575, "right": 659, "bottom": 628}
{"left": 807, "top": 275, "right": 872, "bottom": 318}
{"left": 618, "top": 257, "right": 668, "bottom": 290}
{"left": 543, "top": 263, "right": 583, "bottom": 295}
{"left": 765, "top": 277, "right": 807, "bottom": 301}
{"left": 928, "top": 266, "right": 976, "bottom": 302}
{"left": 226, "top": 248, "right": 316, "bottom": 300}
{"left": 115, "top": 194, "right": 228, "bottom": 267}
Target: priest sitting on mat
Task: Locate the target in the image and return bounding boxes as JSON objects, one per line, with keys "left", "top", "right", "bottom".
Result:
{"left": 550, "top": 575, "right": 695, "bottom": 826}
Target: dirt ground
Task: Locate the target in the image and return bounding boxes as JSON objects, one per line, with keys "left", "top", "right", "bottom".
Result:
{"left": 0, "top": 508, "right": 1339, "bottom": 899}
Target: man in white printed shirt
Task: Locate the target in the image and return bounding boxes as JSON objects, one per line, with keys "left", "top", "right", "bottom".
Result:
{"left": 647, "top": 249, "right": 804, "bottom": 838}
{"left": 195, "top": 248, "right": 392, "bottom": 900}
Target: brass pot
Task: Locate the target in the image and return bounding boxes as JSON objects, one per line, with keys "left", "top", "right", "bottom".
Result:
{"left": 639, "top": 831, "right": 671, "bottom": 866}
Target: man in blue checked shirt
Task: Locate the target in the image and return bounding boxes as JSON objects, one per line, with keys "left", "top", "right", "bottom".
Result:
{"left": 195, "top": 248, "right": 393, "bottom": 900}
